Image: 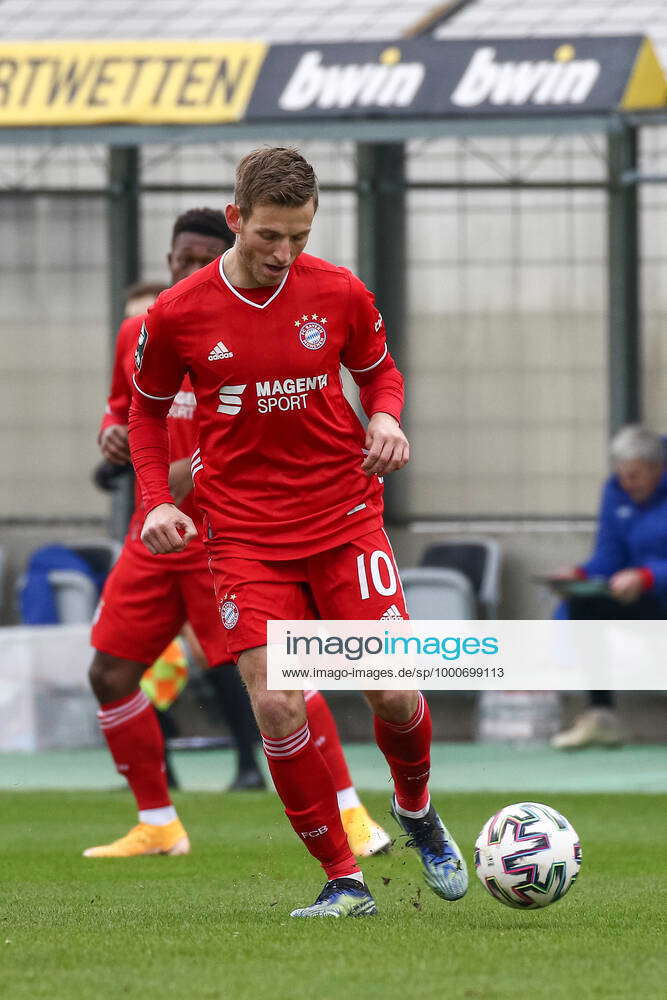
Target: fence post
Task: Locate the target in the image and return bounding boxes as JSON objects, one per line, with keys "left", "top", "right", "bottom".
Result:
{"left": 607, "top": 124, "right": 640, "bottom": 433}
{"left": 106, "top": 146, "right": 140, "bottom": 539}
{"left": 356, "top": 142, "right": 408, "bottom": 522}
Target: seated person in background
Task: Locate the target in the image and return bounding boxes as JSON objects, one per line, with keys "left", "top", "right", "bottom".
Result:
{"left": 551, "top": 424, "right": 667, "bottom": 750}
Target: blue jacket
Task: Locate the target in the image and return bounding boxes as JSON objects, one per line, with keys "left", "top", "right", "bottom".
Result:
{"left": 581, "top": 468, "right": 667, "bottom": 606}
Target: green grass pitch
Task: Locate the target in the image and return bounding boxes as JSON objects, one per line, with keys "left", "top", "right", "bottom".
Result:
{"left": 2, "top": 789, "right": 665, "bottom": 1000}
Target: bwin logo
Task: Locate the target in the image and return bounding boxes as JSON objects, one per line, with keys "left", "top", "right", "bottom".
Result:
{"left": 217, "top": 384, "right": 247, "bottom": 416}
{"left": 451, "top": 44, "right": 600, "bottom": 108}
{"left": 279, "top": 47, "right": 425, "bottom": 112}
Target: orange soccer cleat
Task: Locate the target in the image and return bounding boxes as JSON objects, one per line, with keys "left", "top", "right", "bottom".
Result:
{"left": 341, "top": 804, "right": 392, "bottom": 858}
{"left": 83, "top": 819, "right": 190, "bottom": 858}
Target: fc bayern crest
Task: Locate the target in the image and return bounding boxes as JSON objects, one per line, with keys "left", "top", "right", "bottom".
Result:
{"left": 220, "top": 600, "right": 239, "bottom": 630}
{"left": 295, "top": 313, "right": 327, "bottom": 350}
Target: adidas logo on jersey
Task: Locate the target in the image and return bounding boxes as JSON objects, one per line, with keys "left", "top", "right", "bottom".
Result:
{"left": 208, "top": 341, "right": 233, "bottom": 360}
{"left": 380, "top": 604, "right": 404, "bottom": 620}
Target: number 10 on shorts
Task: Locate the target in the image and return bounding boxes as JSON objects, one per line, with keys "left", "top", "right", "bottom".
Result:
{"left": 356, "top": 550, "right": 398, "bottom": 600}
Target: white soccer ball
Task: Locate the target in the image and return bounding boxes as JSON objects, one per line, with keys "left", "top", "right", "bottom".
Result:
{"left": 474, "top": 801, "right": 582, "bottom": 909}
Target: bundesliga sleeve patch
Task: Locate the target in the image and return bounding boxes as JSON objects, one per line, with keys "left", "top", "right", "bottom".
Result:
{"left": 135, "top": 322, "right": 149, "bottom": 370}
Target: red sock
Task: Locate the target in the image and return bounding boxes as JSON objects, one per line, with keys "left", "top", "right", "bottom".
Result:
{"left": 304, "top": 690, "right": 353, "bottom": 793}
{"left": 262, "top": 721, "right": 358, "bottom": 880}
{"left": 97, "top": 690, "right": 171, "bottom": 812}
{"left": 374, "top": 692, "right": 432, "bottom": 813}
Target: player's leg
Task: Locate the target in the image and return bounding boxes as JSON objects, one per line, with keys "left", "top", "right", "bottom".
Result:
{"left": 309, "top": 528, "right": 468, "bottom": 901}
{"left": 181, "top": 574, "right": 265, "bottom": 790}
{"left": 365, "top": 687, "right": 465, "bottom": 900}
{"left": 239, "top": 646, "right": 366, "bottom": 889}
{"left": 209, "top": 553, "right": 376, "bottom": 916}
{"left": 84, "top": 549, "right": 189, "bottom": 858}
{"left": 238, "top": 645, "right": 376, "bottom": 918}
{"left": 304, "top": 689, "right": 391, "bottom": 857}
{"left": 205, "top": 666, "right": 265, "bottom": 789}
{"left": 144, "top": 632, "right": 190, "bottom": 793}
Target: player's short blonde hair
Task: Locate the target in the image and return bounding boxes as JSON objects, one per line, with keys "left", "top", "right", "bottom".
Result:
{"left": 234, "top": 147, "right": 319, "bottom": 219}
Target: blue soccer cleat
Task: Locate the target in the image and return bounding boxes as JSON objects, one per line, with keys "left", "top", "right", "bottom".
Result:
{"left": 391, "top": 796, "right": 468, "bottom": 901}
{"left": 290, "top": 877, "right": 378, "bottom": 918}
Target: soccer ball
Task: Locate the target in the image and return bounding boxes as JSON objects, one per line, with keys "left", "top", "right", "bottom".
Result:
{"left": 474, "top": 801, "right": 582, "bottom": 909}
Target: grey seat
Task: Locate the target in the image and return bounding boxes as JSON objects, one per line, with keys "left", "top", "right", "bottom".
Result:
{"left": 15, "top": 537, "right": 121, "bottom": 625}
{"left": 400, "top": 567, "right": 476, "bottom": 620}
{"left": 420, "top": 537, "right": 501, "bottom": 617}
{"left": 47, "top": 539, "right": 121, "bottom": 624}
{"left": 47, "top": 570, "right": 99, "bottom": 624}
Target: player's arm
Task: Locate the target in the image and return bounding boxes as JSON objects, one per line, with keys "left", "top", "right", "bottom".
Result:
{"left": 128, "top": 308, "right": 197, "bottom": 554}
{"left": 168, "top": 456, "right": 194, "bottom": 507}
{"left": 341, "top": 273, "right": 409, "bottom": 477}
{"left": 99, "top": 319, "right": 136, "bottom": 465}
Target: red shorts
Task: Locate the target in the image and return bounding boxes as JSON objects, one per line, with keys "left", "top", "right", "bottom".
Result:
{"left": 91, "top": 537, "right": 228, "bottom": 666}
{"left": 208, "top": 528, "right": 408, "bottom": 660}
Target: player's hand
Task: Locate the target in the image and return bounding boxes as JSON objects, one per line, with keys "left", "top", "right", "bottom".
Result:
{"left": 362, "top": 412, "right": 410, "bottom": 477}
{"left": 168, "top": 457, "right": 194, "bottom": 507}
{"left": 141, "top": 503, "right": 198, "bottom": 555}
{"left": 609, "top": 568, "right": 644, "bottom": 604}
{"left": 100, "top": 424, "right": 131, "bottom": 465}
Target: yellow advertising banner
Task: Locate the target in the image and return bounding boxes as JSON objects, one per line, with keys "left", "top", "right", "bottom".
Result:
{"left": 0, "top": 40, "right": 268, "bottom": 125}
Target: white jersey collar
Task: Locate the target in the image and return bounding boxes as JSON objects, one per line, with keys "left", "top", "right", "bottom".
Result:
{"left": 218, "top": 250, "right": 290, "bottom": 310}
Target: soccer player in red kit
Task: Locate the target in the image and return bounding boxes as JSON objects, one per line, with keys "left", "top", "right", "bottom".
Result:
{"left": 129, "top": 148, "right": 468, "bottom": 915}
{"left": 86, "top": 207, "right": 390, "bottom": 860}
{"left": 86, "top": 209, "right": 251, "bottom": 857}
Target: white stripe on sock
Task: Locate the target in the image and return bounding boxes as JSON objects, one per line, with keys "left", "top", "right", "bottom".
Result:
{"left": 394, "top": 796, "right": 431, "bottom": 820}
{"left": 262, "top": 723, "right": 310, "bottom": 759}
{"left": 337, "top": 786, "right": 361, "bottom": 811}
{"left": 98, "top": 689, "right": 147, "bottom": 717}
{"left": 262, "top": 721, "right": 308, "bottom": 749}
{"left": 341, "top": 871, "right": 364, "bottom": 884}
{"left": 139, "top": 806, "right": 177, "bottom": 826}
{"left": 98, "top": 692, "right": 151, "bottom": 731}
{"left": 383, "top": 692, "right": 425, "bottom": 735}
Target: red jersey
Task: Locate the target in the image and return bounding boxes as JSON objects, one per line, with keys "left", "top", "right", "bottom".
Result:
{"left": 129, "top": 252, "right": 404, "bottom": 560}
{"left": 101, "top": 314, "right": 203, "bottom": 553}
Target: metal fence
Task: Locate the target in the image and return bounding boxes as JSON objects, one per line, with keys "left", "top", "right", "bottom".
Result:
{"left": 2, "top": 127, "right": 665, "bottom": 524}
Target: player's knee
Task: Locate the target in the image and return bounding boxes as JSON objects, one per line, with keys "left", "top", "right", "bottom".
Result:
{"left": 89, "top": 651, "right": 145, "bottom": 703}
{"left": 88, "top": 651, "right": 110, "bottom": 694}
{"left": 368, "top": 689, "right": 418, "bottom": 724}
{"left": 237, "top": 646, "right": 268, "bottom": 695}
{"left": 252, "top": 690, "right": 304, "bottom": 737}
